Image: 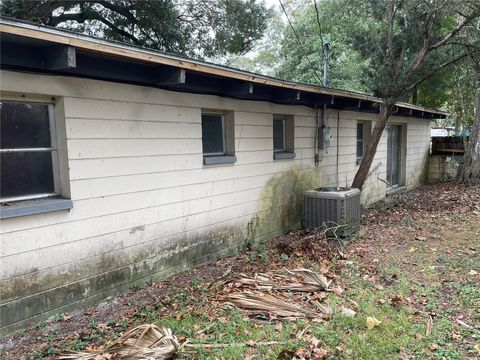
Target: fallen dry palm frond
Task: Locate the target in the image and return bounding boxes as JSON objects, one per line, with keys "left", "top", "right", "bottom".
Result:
{"left": 208, "top": 268, "right": 277, "bottom": 290}
{"left": 207, "top": 267, "right": 233, "bottom": 289}
{"left": 224, "top": 291, "right": 318, "bottom": 320}
{"left": 278, "top": 268, "right": 332, "bottom": 292}
{"left": 60, "top": 324, "right": 179, "bottom": 359}
{"left": 209, "top": 268, "right": 332, "bottom": 293}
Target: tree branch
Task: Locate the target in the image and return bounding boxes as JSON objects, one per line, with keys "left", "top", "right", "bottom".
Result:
{"left": 91, "top": 0, "right": 136, "bottom": 22}
{"left": 49, "top": 10, "right": 140, "bottom": 44}
{"left": 403, "top": 52, "right": 470, "bottom": 93}
{"left": 430, "top": 13, "right": 478, "bottom": 50}
{"left": 48, "top": 12, "right": 89, "bottom": 26}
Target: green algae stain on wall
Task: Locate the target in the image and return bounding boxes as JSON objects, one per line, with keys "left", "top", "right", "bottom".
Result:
{"left": 249, "top": 167, "right": 322, "bottom": 244}
{"left": 408, "top": 149, "right": 430, "bottom": 188}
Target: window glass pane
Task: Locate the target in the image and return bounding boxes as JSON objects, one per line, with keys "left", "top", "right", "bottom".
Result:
{"left": 202, "top": 114, "right": 224, "bottom": 154}
{"left": 1, "top": 102, "right": 51, "bottom": 149}
{"left": 357, "top": 123, "right": 364, "bottom": 140}
{"left": 273, "top": 118, "right": 285, "bottom": 151}
{"left": 356, "top": 140, "right": 363, "bottom": 158}
{"left": 1, "top": 152, "right": 55, "bottom": 199}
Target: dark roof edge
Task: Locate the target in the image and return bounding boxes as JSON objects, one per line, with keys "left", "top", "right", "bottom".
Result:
{"left": 0, "top": 17, "right": 448, "bottom": 118}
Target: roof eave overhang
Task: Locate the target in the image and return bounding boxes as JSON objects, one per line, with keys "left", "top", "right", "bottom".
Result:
{"left": 0, "top": 18, "right": 448, "bottom": 120}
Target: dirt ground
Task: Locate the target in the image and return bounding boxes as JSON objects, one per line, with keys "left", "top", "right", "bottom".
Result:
{"left": 1, "top": 182, "right": 479, "bottom": 359}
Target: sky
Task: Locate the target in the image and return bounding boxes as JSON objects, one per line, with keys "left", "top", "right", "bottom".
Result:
{"left": 265, "top": 0, "right": 278, "bottom": 7}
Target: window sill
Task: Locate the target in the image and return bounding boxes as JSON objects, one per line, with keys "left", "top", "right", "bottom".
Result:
{"left": 203, "top": 155, "right": 237, "bottom": 165}
{"left": 356, "top": 157, "right": 363, "bottom": 165}
{"left": 274, "top": 152, "right": 296, "bottom": 160}
{"left": 0, "top": 197, "right": 73, "bottom": 219}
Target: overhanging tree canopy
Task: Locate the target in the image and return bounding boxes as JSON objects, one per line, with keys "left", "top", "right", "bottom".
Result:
{"left": 348, "top": 0, "right": 479, "bottom": 189}
{"left": 0, "top": 0, "right": 270, "bottom": 58}
{"left": 275, "top": 0, "right": 479, "bottom": 189}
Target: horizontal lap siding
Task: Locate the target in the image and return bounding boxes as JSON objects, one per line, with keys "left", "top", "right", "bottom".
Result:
{"left": 68, "top": 139, "right": 202, "bottom": 158}
{"left": 0, "top": 71, "right": 431, "bottom": 331}
{"left": 67, "top": 118, "right": 201, "bottom": 139}
{"left": 405, "top": 119, "right": 431, "bottom": 184}
{"left": 1, "top": 78, "right": 322, "bottom": 293}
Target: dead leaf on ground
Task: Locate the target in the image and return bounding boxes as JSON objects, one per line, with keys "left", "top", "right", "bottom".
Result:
{"left": 389, "top": 295, "right": 404, "bottom": 307}
{"left": 451, "top": 332, "right": 461, "bottom": 340}
{"left": 333, "top": 286, "right": 344, "bottom": 296}
{"left": 366, "top": 317, "right": 381, "bottom": 330}
{"left": 277, "top": 349, "right": 295, "bottom": 360}
{"left": 426, "top": 315, "right": 433, "bottom": 336}
{"left": 310, "top": 301, "right": 333, "bottom": 316}
{"left": 341, "top": 306, "right": 356, "bottom": 317}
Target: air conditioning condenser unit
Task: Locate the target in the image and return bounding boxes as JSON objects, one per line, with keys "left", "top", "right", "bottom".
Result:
{"left": 304, "top": 187, "right": 361, "bottom": 237}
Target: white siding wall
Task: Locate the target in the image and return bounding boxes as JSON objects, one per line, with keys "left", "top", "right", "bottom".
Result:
{"left": 0, "top": 70, "right": 431, "bottom": 332}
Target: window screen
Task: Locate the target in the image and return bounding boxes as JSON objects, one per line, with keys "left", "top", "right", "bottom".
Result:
{"left": 0, "top": 101, "right": 58, "bottom": 201}
{"left": 202, "top": 114, "right": 225, "bottom": 155}
{"left": 356, "top": 122, "right": 364, "bottom": 158}
{"left": 273, "top": 118, "right": 285, "bottom": 151}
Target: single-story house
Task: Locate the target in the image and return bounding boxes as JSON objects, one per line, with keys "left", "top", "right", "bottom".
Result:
{"left": 0, "top": 18, "right": 447, "bottom": 334}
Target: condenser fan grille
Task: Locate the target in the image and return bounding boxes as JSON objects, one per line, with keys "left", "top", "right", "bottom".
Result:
{"left": 304, "top": 188, "right": 360, "bottom": 236}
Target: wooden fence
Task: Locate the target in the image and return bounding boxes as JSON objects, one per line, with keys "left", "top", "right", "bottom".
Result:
{"left": 431, "top": 136, "right": 467, "bottom": 155}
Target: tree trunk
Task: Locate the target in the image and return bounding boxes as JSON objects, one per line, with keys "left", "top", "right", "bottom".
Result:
{"left": 458, "top": 89, "right": 480, "bottom": 185}
{"left": 412, "top": 87, "right": 417, "bottom": 105}
{"left": 352, "top": 100, "right": 395, "bottom": 190}
{"left": 455, "top": 78, "right": 466, "bottom": 134}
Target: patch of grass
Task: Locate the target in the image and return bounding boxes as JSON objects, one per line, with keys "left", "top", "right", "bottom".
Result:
{"left": 14, "top": 184, "right": 479, "bottom": 360}
{"left": 155, "top": 307, "right": 308, "bottom": 359}
{"left": 456, "top": 285, "right": 479, "bottom": 308}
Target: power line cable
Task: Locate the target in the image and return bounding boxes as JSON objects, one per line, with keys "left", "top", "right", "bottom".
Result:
{"left": 313, "top": 0, "right": 329, "bottom": 87}
{"left": 313, "top": 0, "right": 325, "bottom": 51}
{"left": 278, "top": 0, "right": 324, "bottom": 84}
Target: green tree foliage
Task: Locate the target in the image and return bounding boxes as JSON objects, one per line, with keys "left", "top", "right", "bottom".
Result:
{"left": 334, "top": 0, "right": 479, "bottom": 189}
{"left": 447, "top": 63, "right": 478, "bottom": 130}
{"left": 416, "top": 60, "right": 478, "bottom": 131}
{"left": 341, "top": 0, "right": 478, "bottom": 99}
{"left": 224, "top": 7, "right": 285, "bottom": 76}
{"left": 274, "top": 1, "right": 479, "bottom": 121}
{"left": 0, "top": 0, "right": 269, "bottom": 58}
{"left": 276, "top": 0, "right": 371, "bottom": 92}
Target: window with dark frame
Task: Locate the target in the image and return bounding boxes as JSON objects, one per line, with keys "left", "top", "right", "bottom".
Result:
{"left": 201, "top": 113, "right": 225, "bottom": 156}
{"left": 273, "top": 117, "right": 285, "bottom": 152}
{"left": 273, "top": 115, "right": 295, "bottom": 160}
{"left": 0, "top": 101, "right": 60, "bottom": 202}
{"left": 356, "top": 122, "right": 365, "bottom": 159}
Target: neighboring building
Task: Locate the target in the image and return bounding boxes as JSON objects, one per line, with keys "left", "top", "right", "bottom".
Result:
{"left": 431, "top": 127, "right": 455, "bottom": 137}
{"left": 431, "top": 128, "right": 450, "bottom": 137}
{"left": 0, "top": 18, "right": 447, "bottom": 334}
